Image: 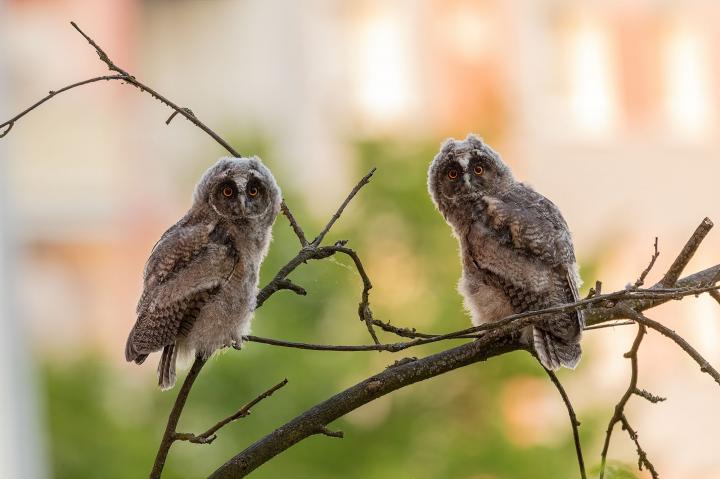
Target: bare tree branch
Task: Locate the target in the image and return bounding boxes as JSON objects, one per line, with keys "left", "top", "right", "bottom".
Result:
{"left": 633, "top": 237, "right": 659, "bottom": 288}
{"left": 331, "top": 244, "right": 380, "bottom": 345}
{"left": 543, "top": 368, "right": 586, "bottom": 479}
{"left": 311, "top": 168, "right": 377, "bottom": 246}
{"left": 165, "top": 107, "right": 195, "bottom": 125}
{"left": 68, "top": 21, "right": 242, "bottom": 157}
{"left": 660, "top": 217, "right": 713, "bottom": 287}
{"left": 280, "top": 202, "right": 308, "bottom": 247}
{"left": 583, "top": 320, "right": 635, "bottom": 331}
{"left": 710, "top": 290, "right": 720, "bottom": 306}
{"left": 271, "top": 279, "right": 307, "bottom": 298}
{"left": 173, "top": 379, "right": 288, "bottom": 445}
{"left": 620, "top": 415, "right": 659, "bottom": 478}
{"left": 598, "top": 324, "right": 649, "bottom": 479}
{"left": 208, "top": 330, "right": 525, "bottom": 478}
{"left": 211, "top": 220, "right": 720, "bottom": 478}
{"left": 317, "top": 426, "right": 344, "bottom": 439}
{"left": 150, "top": 357, "right": 207, "bottom": 479}
{"left": 625, "top": 309, "right": 720, "bottom": 387}
{"left": 0, "top": 75, "right": 126, "bottom": 137}
{"left": 244, "top": 334, "right": 475, "bottom": 352}
{"left": 370, "top": 318, "right": 442, "bottom": 339}
{"left": 247, "top": 282, "right": 720, "bottom": 357}
{"left": 255, "top": 170, "right": 376, "bottom": 310}
{"left": 633, "top": 388, "right": 666, "bottom": 404}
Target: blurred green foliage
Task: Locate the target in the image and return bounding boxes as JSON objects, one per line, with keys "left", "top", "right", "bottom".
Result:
{"left": 41, "top": 138, "right": 639, "bottom": 478}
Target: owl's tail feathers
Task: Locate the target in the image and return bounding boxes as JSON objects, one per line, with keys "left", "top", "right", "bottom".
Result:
{"left": 125, "top": 330, "right": 148, "bottom": 364}
{"left": 532, "top": 327, "right": 581, "bottom": 371}
{"left": 158, "top": 343, "right": 178, "bottom": 391}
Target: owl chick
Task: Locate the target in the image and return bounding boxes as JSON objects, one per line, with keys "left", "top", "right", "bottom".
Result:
{"left": 428, "top": 134, "right": 583, "bottom": 370}
{"left": 125, "top": 156, "right": 281, "bottom": 389}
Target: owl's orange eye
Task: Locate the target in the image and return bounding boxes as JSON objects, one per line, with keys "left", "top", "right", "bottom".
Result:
{"left": 248, "top": 187, "right": 259, "bottom": 197}
{"left": 448, "top": 169, "right": 458, "bottom": 180}
{"left": 222, "top": 186, "right": 234, "bottom": 197}
{"left": 474, "top": 165, "right": 484, "bottom": 176}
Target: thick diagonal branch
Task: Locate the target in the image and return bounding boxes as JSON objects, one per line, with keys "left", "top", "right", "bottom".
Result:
{"left": 209, "top": 330, "right": 524, "bottom": 478}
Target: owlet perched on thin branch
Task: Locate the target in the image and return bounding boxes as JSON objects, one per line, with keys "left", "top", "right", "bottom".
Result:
{"left": 125, "top": 157, "right": 281, "bottom": 389}
{"left": 428, "top": 134, "right": 583, "bottom": 370}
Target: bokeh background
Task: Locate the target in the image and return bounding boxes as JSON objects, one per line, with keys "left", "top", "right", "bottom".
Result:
{"left": 1, "top": 1, "right": 720, "bottom": 478}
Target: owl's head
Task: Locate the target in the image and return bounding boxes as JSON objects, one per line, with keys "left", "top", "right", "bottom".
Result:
{"left": 428, "top": 134, "right": 514, "bottom": 218}
{"left": 193, "top": 156, "right": 281, "bottom": 225}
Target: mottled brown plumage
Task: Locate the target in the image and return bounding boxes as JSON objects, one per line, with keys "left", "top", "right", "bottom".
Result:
{"left": 125, "top": 157, "right": 281, "bottom": 389}
{"left": 428, "top": 134, "right": 583, "bottom": 370}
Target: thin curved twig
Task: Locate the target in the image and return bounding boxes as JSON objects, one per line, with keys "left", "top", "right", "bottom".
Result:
{"left": 598, "top": 324, "right": 648, "bottom": 479}
{"left": 174, "top": 379, "right": 288, "bottom": 445}
{"left": 68, "top": 21, "right": 241, "bottom": 157}
{"left": 253, "top": 280, "right": 720, "bottom": 354}
{"left": 280, "top": 201, "right": 308, "bottom": 247}
{"left": 244, "top": 334, "right": 474, "bottom": 352}
{"left": 323, "top": 244, "right": 379, "bottom": 344}
{"left": 311, "top": 167, "right": 376, "bottom": 246}
{"left": 625, "top": 308, "right": 720, "bottom": 386}
{"left": 255, "top": 169, "right": 376, "bottom": 308}
{"left": 620, "top": 415, "right": 659, "bottom": 478}
{"left": 150, "top": 357, "right": 207, "bottom": 479}
{"left": 633, "top": 236, "right": 659, "bottom": 288}
{"left": 0, "top": 75, "right": 125, "bottom": 137}
{"left": 543, "top": 368, "right": 586, "bottom": 479}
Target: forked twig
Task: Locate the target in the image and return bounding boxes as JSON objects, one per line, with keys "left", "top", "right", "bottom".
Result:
{"left": 174, "top": 379, "right": 288, "bottom": 445}
{"left": 598, "top": 324, "right": 652, "bottom": 479}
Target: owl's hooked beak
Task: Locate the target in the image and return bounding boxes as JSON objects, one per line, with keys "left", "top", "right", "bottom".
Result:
{"left": 233, "top": 174, "right": 250, "bottom": 215}
{"left": 238, "top": 194, "right": 248, "bottom": 215}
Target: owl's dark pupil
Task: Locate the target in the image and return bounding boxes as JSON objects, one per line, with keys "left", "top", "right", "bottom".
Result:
{"left": 474, "top": 165, "right": 484, "bottom": 175}
{"left": 222, "top": 187, "right": 233, "bottom": 197}
{"left": 448, "top": 170, "right": 458, "bottom": 179}
{"left": 248, "top": 187, "right": 259, "bottom": 197}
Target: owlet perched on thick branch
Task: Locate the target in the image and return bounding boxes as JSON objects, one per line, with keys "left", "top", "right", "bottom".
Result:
{"left": 125, "top": 157, "right": 281, "bottom": 389}
{"left": 428, "top": 134, "right": 583, "bottom": 370}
